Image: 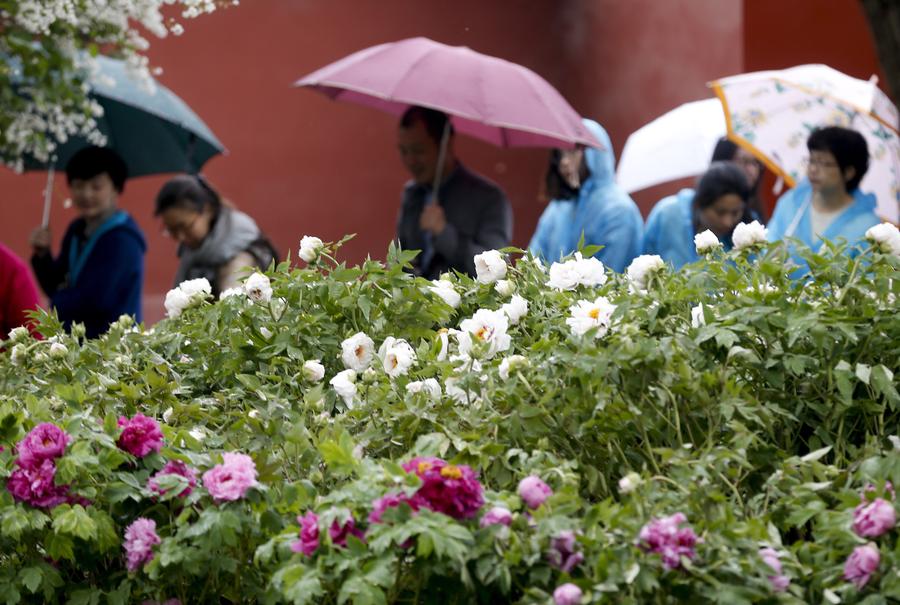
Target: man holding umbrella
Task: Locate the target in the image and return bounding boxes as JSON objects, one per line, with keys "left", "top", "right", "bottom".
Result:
{"left": 396, "top": 106, "right": 512, "bottom": 279}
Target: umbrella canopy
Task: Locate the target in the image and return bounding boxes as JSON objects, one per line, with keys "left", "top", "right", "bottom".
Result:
{"left": 616, "top": 98, "right": 726, "bottom": 194}
{"left": 19, "top": 54, "right": 225, "bottom": 177}
{"left": 711, "top": 64, "right": 900, "bottom": 223}
{"left": 295, "top": 37, "right": 599, "bottom": 149}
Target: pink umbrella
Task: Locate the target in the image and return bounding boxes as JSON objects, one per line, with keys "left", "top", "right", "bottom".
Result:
{"left": 294, "top": 37, "right": 599, "bottom": 150}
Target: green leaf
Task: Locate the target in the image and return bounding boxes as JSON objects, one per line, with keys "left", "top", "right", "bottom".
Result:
{"left": 18, "top": 567, "right": 41, "bottom": 594}
{"left": 52, "top": 505, "right": 97, "bottom": 541}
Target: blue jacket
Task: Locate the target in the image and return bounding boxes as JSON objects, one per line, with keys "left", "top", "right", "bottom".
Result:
{"left": 32, "top": 210, "right": 146, "bottom": 338}
{"left": 643, "top": 188, "right": 699, "bottom": 269}
{"left": 528, "top": 120, "right": 643, "bottom": 272}
{"left": 767, "top": 179, "right": 880, "bottom": 271}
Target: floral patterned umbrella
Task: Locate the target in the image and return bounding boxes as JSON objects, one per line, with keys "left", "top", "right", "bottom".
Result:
{"left": 710, "top": 64, "right": 900, "bottom": 223}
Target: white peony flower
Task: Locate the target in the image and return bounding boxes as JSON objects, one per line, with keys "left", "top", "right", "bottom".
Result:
{"left": 547, "top": 259, "right": 580, "bottom": 291}
{"left": 436, "top": 328, "right": 454, "bottom": 361}
{"left": 444, "top": 377, "right": 472, "bottom": 405}
{"left": 406, "top": 378, "right": 441, "bottom": 399}
{"left": 429, "top": 279, "right": 461, "bottom": 308}
{"left": 494, "top": 279, "right": 514, "bottom": 297}
{"left": 498, "top": 354, "right": 529, "bottom": 380}
{"left": 547, "top": 253, "right": 606, "bottom": 290}
{"left": 165, "top": 278, "right": 212, "bottom": 317}
{"left": 691, "top": 303, "right": 706, "bottom": 328}
{"left": 732, "top": 220, "right": 768, "bottom": 250}
{"left": 49, "top": 342, "right": 68, "bottom": 358}
{"left": 178, "top": 278, "right": 212, "bottom": 298}
{"left": 7, "top": 326, "right": 30, "bottom": 343}
{"left": 299, "top": 235, "right": 324, "bottom": 263}
{"left": 694, "top": 229, "right": 721, "bottom": 254}
{"left": 626, "top": 255, "right": 665, "bottom": 292}
{"left": 865, "top": 222, "right": 900, "bottom": 256}
{"left": 501, "top": 294, "right": 529, "bottom": 325}
{"left": 329, "top": 369, "right": 358, "bottom": 407}
{"left": 219, "top": 287, "right": 244, "bottom": 300}
{"left": 378, "top": 337, "right": 417, "bottom": 378}
{"left": 566, "top": 296, "right": 617, "bottom": 337}
{"left": 244, "top": 272, "right": 272, "bottom": 303}
{"left": 618, "top": 472, "right": 642, "bottom": 494}
{"left": 303, "top": 360, "right": 325, "bottom": 382}
{"left": 458, "top": 309, "right": 511, "bottom": 358}
{"left": 340, "top": 332, "right": 375, "bottom": 371}
{"left": 164, "top": 288, "right": 190, "bottom": 318}
{"left": 10, "top": 343, "right": 26, "bottom": 365}
{"left": 473, "top": 250, "right": 507, "bottom": 284}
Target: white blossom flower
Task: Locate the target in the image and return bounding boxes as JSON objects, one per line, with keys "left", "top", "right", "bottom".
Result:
{"left": 188, "top": 427, "right": 206, "bottom": 443}
{"left": 458, "top": 309, "right": 511, "bottom": 358}
{"left": 445, "top": 377, "right": 472, "bottom": 405}
{"left": 179, "top": 278, "right": 212, "bottom": 298}
{"left": 429, "top": 279, "right": 461, "bottom": 308}
{"left": 547, "top": 253, "right": 606, "bottom": 290}
{"left": 626, "top": 255, "right": 665, "bottom": 292}
{"left": 165, "top": 278, "right": 211, "bottom": 317}
{"left": 618, "top": 472, "right": 642, "bottom": 494}
{"left": 340, "top": 332, "right": 375, "bottom": 371}
{"left": 547, "top": 260, "right": 579, "bottom": 290}
{"left": 494, "top": 279, "right": 514, "bottom": 297}
{"left": 732, "top": 220, "right": 768, "bottom": 250}
{"left": 164, "top": 288, "right": 191, "bottom": 318}
{"left": 7, "top": 326, "right": 30, "bottom": 343}
{"left": 244, "top": 272, "right": 272, "bottom": 303}
{"left": 694, "top": 229, "right": 721, "bottom": 253}
{"left": 10, "top": 344, "right": 26, "bottom": 365}
{"left": 219, "top": 287, "right": 244, "bottom": 300}
{"left": 378, "top": 337, "right": 417, "bottom": 378}
{"left": 691, "top": 304, "right": 706, "bottom": 328}
{"left": 436, "top": 328, "right": 454, "bottom": 361}
{"left": 330, "top": 369, "right": 358, "bottom": 407}
{"left": 866, "top": 222, "right": 900, "bottom": 256}
{"left": 566, "top": 296, "right": 616, "bottom": 337}
{"left": 474, "top": 250, "right": 507, "bottom": 284}
{"left": 406, "top": 378, "right": 442, "bottom": 399}
{"left": 498, "top": 354, "right": 529, "bottom": 380}
{"left": 303, "top": 360, "right": 325, "bottom": 382}
{"left": 49, "top": 342, "right": 68, "bottom": 358}
{"left": 299, "top": 235, "right": 324, "bottom": 263}
{"left": 501, "top": 294, "right": 528, "bottom": 325}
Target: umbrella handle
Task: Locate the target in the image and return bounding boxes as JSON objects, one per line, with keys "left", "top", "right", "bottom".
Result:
{"left": 429, "top": 119, "right": 452, "bottom": 204}
{"left": 41, "top": 166, "right": 55, "bottom": 228}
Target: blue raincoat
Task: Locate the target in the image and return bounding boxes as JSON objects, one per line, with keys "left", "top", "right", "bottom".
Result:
{"left": 528, "top": 119, "right": 643, "bottom": 273}
{"left": 767, "top": 179, "right": 880, "bottom": 272}
{"left": 642, "top": 188, "right": 700, "bottom": 269}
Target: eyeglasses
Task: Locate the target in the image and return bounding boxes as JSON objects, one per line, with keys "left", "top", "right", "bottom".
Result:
{"left": 161, "top": 213, "right": 200, "bottom": 239}
{"left": 802, "top": 156, "right": 839, "bottom": 170}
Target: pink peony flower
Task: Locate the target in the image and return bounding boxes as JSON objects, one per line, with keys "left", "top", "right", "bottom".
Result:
{"left": 844, "top": 543, "right": 880, "bottom": 589}
{"left": 123, "top": 518, "right": 161, "bottom": 572}
{"left": 548, "top": 530, "right": 584, "bottom": 573}
{"left": 202, "top": 452, "right": 258, "bottom": 503}
{"left": 329, "top": 515, "right": 365, "bottom": 548}
{"left": 759, "top": 547, "right": 790, "bottom": 593}
{"left": 403, "top": 457, "right": 484, "bottom": 520}
{"left": 553, "top": 583, "right": 583, "bottom": 605}
{"left": 369, "top": 493, "right": 421, "bottom": 524}
{"left": 6, "top": 459, "right": 69, "bottom": 508}
{"left": 15, "top": 423, "right": 69, "bottom": 470}
{"left": 117, "top": 414, "right": 164, "bottom": 458}
{"left": 480, "top": 506, "right": 513, "bottom": 528}
{"left": 290, "top": 511, "right": 320, "bottom": 556}
{"left": 852, "top": 498, "right": 896, "bottom": 538}
{"left": 148, "top": 460, "right": 198, "bottom": 498}
{"left": 518, "top": 475, "right": 552, "bottom": 509}
{"left": 638, "top": 512, "right": 699, "bottom": 570}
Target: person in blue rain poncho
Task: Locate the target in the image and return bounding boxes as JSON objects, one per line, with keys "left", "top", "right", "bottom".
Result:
{"left": 767, "top": 126, "right": 881, "bottom": 273}
{"left": 643, "top": 162, "right": 754, "bottom": 269}
{"left": 528, "top": 119, "right": 642, "bottom": 273}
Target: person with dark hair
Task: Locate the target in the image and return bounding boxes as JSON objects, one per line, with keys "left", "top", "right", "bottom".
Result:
{"left": 396, "top": 106, "right": 512, "bottom": 279}
{"left": 710, "top": 137, "right": 766, "bottom": 222}
{"left": 155, "top": 174, "right": 278, "bottom": 295}
{"left": 29, "top": 146, "right": 146, "bottom": 338}
{"left": 643, "top": 162, "right": 754, "bottom": 268}
{"left": 767, "top": 126, "right": 880, "bottom": 269}
{"left": 0, "top": 242, "right": 41, "bottom": 339}
{"left": 528, "top": 119, "right": 643, "bottom": 272}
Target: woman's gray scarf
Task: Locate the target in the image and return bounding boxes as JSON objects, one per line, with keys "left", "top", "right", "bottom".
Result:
{"left": 173, "top": 207, "right": 261, "bottom": 291}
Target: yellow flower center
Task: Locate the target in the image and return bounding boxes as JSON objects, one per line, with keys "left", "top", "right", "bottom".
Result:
{"left": 417, "top": 461, "right": 433, "bottom": 474}
{"left": 440, "top": 465, "right": 463, "bottom": 479}
{"left": 355, "top": 345, "right": 365, "bottom": 358}
{"left": 588, "top": 308, "right": 600, "bottom": 320}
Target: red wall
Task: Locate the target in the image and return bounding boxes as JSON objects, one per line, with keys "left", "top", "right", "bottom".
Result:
{"left": 0, "top": 0, "right": 884, "bottom": 325}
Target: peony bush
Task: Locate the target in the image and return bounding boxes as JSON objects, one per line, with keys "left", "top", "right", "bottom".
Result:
{"left": 1, "top": 226, "right": 900, "bottom": 603}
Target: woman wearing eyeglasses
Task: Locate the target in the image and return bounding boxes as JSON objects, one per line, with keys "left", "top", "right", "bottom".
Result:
{"left": 155, "top": 175, "right": 278, "bottom": 296}
{"left": 767, "top": 126, "right": 880, "bottom": 272}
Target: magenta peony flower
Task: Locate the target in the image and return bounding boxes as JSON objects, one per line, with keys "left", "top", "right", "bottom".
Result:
{"left": 844, "top": 543, "right": 880, "bottom": 589}
{"left": 638, "top": 512, "right": 699, "bottom": 570}
{"left": 518, "top": 475, "right": 552, "bottom": 509}
{"left": 759, "top": 547, "right": 790, "bottom": 592}
{"left": 328, "top": 515, "right": 365, "bottom": 548}
{"left": 402, "top": 456, "right": 484, "bottom": 520}
{"left": 123, "top": 518, "right": 161, "bottom": 572}
{"left": 852, "top": 497, "right": 896, "bottom": 538}
{"left": 117, "top": 414, "right": 164, "bottom": 458}
{"left": 15, "top": 423, "right": 69, "bottom": 470}
{"left": 290, "top": 511, "right": 320, "bottom": 556}
{"left": 6, "top": 459, "right": 69, "bottom": 508}
{"left": 148, "top": 460, "right": 198, "bottom": 498}
{"left": 369, "top": 493, "right": 421, "bottom": 524}
{"left": 480, "top": 506, "right": 513, "bottom": 528}
{"left": 202, "top": 452, "right": 258, "bottom": 503}
{"left": 553, "top": 583, "right": 583, "bottom": 605}
{"left": 548, "top": 530, "right": 584, "bottom": 573}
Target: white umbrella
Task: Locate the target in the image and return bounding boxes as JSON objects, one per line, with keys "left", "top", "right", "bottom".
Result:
{"left": 711, "top": 64, "right": 899, "bottom": 223}
{"left": 616, "top": 98, "right": 726, "bottom": 194}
